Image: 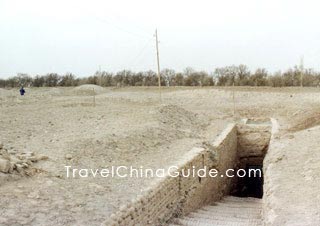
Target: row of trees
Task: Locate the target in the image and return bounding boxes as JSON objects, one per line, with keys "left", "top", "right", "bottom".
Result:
{"left": 1, "top": 65, "right": 320, "bottom": 88}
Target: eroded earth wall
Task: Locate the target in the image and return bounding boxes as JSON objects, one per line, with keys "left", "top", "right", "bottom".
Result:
{"left": 263, "top": 124, "right": 320, "bottom": 226}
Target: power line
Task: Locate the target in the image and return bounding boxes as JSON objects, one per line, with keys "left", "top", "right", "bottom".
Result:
{"left": 127, "top": 38, "right": 154, "bottom": 69}
{"left": 94, "top": 16, "right": 151, "bottom": 41}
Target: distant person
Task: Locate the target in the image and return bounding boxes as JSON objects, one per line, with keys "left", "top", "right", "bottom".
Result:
{"left": 19, "top": 87, "right": 25, "bottom": 96}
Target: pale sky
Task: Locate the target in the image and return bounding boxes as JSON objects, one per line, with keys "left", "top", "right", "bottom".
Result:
{"left": 1, "top": 0, "right": 320, "bottom": 78}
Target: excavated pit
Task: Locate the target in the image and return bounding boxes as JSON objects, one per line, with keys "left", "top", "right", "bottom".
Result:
{"left": 104, "top": 119, "right": 274, "bottom": 226}
{"left": 168, "top": 119, "right": 273, "bottom": 226}
{"left": 232, "top": 119, "right": 272, "bottom": 199}
{"left": 234, "top": 164, "right": 264, "bottom": 198}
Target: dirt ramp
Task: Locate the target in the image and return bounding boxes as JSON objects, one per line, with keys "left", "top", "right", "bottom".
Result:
{"left": 288, "top": 110, "right": 320, "bottom": 132}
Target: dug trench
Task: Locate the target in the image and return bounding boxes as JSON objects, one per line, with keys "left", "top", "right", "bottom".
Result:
{"left": 104, "top": 118, "right": 274, "bottom": 226}
{"left": 232, "top": 119, "right": 272, "bottom": 199}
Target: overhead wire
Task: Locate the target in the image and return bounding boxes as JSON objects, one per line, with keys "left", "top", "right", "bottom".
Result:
{"left": 127, "top": 38, "right": 154, "bottom": 70}
{"left": 94, "top": 16, "right": 151, "bottom": 41}
{"left": 90, "top": 12, "right": 157, "bottom": 72}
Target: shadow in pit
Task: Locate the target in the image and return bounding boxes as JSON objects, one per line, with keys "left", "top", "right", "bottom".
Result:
{"left": 232, "top": 164, "right": 263, "bottom": 198}
{"left": 231, "top": 119, "right": 272, "bottom": 199}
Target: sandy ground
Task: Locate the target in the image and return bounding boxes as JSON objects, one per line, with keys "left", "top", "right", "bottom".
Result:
{"left": 0, "top": 86, "right": 320, "bottom": 226}
{"left": 264, "top": 126, "right": 320, "bottom": 226}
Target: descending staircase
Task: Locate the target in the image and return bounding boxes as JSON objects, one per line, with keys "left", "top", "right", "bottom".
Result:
{"left": 169, "top": 196, "right": 262, "bottom": 226}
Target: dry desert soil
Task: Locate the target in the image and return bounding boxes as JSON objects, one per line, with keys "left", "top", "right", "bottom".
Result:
{"left": 0, "top": 86, "right": 320, "bottom": 225}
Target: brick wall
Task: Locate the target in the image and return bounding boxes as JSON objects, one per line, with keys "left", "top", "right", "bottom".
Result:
{"left": 103, "top": 120, "right": 273, "bottom": 226}
{"left": 103, "top": 123, "right": 238, "bottom": 226}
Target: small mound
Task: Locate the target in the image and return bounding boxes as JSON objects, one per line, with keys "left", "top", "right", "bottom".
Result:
{"left": 289, "top": 111, "right": 320, "bottom": 132}
{"left": 73, "top": 84, "right": 105, "bottom": 94}
{"left": 158, "top": 104, "right": 207, "bottom": 130}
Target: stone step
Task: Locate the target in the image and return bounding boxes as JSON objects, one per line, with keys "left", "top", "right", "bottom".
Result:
{"left": 213, "top": 203, "right": 262, "bottom": 209}
{"left": 174, "top": 217, "right": 261, "bottom": 226}
{"left": 222, "top": 196, "right": 262, "bottom": 203}
{"left": 199, "top": 205, "right": 261, "bottom": 216}
{"left": 193, "top": 209, "right": 261, "bottom": 220}
{"left": 169, "top": 196, "right": 262, "bottom": 226}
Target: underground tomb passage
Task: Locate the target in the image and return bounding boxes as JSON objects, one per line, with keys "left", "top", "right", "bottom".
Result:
{"left": 103, "top": 119, "right": 273, "bottom": 226}
{"left": 232, "top": 119, "right": 271, "bottom": 199}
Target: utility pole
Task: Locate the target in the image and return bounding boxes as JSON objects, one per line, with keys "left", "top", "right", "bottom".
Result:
{"left": 99, "top": 65, "right": 102, "bottom": 86}
{"left": 300, "top": 56, "right": 304, "bottom": 87}
{"left": 155, "top": 29, "right": 161, "bottom": 101}
{"left": 232, "top": 81, "right": 236, "bottom": 120}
